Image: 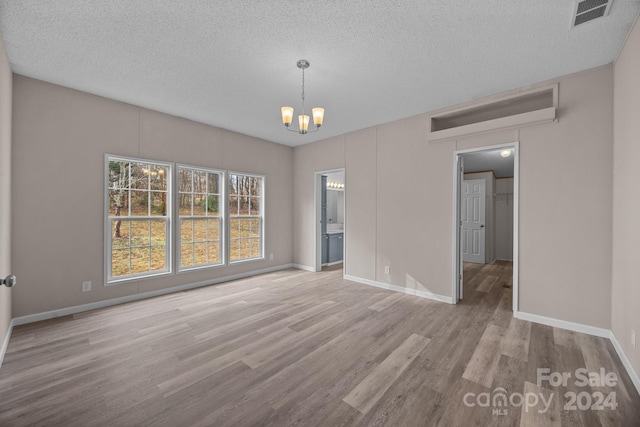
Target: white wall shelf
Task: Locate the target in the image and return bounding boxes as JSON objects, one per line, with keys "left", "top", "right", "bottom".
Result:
{"left": 429, "top": 84, "right": 558, "bottom": 141}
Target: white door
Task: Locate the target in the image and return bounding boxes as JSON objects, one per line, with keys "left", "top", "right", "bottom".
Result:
{"left": 461, "top": 179, "right": 485, "bottom": 264}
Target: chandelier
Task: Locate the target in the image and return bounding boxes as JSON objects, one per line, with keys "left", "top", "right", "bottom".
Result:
{"left": 281, "top": 60, "right": 324, "bottom": 134}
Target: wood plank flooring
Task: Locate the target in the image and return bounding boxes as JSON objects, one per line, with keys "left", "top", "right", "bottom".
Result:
{"left": 0, "top": 262, "right": 638, "bottom": 426}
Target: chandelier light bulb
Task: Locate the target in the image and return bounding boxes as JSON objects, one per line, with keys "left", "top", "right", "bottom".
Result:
{"left": 299, "top": 114, "right": 310, "bottom": 133}
{"left": 281, "top": 107, "right": 293, "bottom": 126}
{"left": 312, "top": 107, "right": 324, "bottom": 127}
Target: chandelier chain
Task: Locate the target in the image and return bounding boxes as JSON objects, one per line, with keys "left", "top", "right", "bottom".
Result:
{"left": 301, "top": 67, "right": 305, "bottom": 117}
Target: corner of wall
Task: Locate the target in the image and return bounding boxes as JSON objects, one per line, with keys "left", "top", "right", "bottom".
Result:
{"left": 0, "top": 31, "right": 14, "bottom": 368}
{"left": 611, "top": 8, "right": 640, "bottom": 393}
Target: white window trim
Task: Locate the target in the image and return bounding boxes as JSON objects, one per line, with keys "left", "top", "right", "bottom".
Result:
{"left": 227, "top": 171, "right": 265, "bottom": 264}
{"left": 104, "top": 157, "right": 267, "bottom": 285}
{"left": 104, "top": 154, "right": 173, "bottom": 285}
{"left": 176, "top": 164, "right": 226, "bottom": 272}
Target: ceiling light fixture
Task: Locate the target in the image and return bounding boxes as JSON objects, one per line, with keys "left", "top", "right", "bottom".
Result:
{"left": 281, "top": 60, "right": 324, "bottom": 134}
{"left": 500, "top": 149, "right": 512, "bottom": 158}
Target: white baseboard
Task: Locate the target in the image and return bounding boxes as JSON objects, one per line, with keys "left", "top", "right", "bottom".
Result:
{"left": 12, "top": 263, "right": 294, "bottom": 327}
{"left": 293, "top": 264, "right": 316, "bottom": 272}
{"left": 609, "top": 331, "right": 640, "bottom": 396}
{"left": 344, "top": 274, "right": 454, "bottom": 304}
{"left": 514, "top": 311, "right": 640, "bottom": 395}
{"left": 514, "top": 311, "right": 611, "bottom": 338}
{"left": 0, "top": 318, "right": 14, "bottom": 368}
{"left": 324, "top": 261, "right": 343, "bottom": 267}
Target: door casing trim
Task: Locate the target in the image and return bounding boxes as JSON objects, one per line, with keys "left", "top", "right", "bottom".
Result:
{"left": 452, "top": 142, "right": 519, "bottom": 313}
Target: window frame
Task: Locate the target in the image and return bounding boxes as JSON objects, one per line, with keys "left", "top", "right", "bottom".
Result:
{"left": 176, "top": 164, "right": 226, "bottom": 272}
{"left": 227, "top": 171, "right": 265, "bottom": 264}
{"left": 104, "top": 154, "right": 173, "bottom": 285}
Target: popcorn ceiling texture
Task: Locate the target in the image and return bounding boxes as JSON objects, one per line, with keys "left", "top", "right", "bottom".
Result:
{"left": 0, "top": 0, "right": 638, "bottom": 147}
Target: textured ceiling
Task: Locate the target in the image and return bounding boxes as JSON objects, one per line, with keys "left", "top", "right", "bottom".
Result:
{"left": 1, "top": 1, "right": 639, "bottom": 147}
{"left": 462, "top": 149, "right": 514, "bottom": 178}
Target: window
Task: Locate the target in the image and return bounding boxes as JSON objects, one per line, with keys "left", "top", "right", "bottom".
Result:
{"left": 178, "top": 166, "right": 223, "bottom": 270}
{"left": 229, "top": 173, "right": 264, "bottom": 262}
{"left": 105, "top": 157, "right": 266, "bottom": 284}
{"left": 106, "top": 156, "right": 171, "bottom": 282}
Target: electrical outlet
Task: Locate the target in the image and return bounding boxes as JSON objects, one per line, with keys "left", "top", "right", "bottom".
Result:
{"left": 82, "top": 281, "right": 91, "bottom": 292}
{"left": 269, "top": 253, "right": 274, "bottom": 261}
{"left": 632, "top": 329, "right": 636, "bottom": 349}
{"left": 384, "top": 266, "right": 390, "bottom": 274}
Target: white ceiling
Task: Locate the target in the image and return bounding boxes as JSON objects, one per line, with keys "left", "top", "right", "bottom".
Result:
{"left": 462, "top": 149, "right": 514, "bottom": 178}
{"left": 1, "top": 1, "right": 638, "bottom": 147}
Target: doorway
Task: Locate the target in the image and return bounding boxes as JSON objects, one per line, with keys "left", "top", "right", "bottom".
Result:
{"left": 453, "top": 143, "right": 519, "bottom": 312}
{"left": 315, "top": 169, "right": 345, "bottom": 272}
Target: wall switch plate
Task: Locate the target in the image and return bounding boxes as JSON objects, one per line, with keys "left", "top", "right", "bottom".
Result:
{"left": 269, "top": 253, "right": 274, "bottom": 261}
{"left": 632, "top": 329, "right": 636, "bottom": 349}
{"left": 384, "top": 266, "right": 390, "bottom": 274}
{"left": 82, "top": 281, "right": 91, "bottom": 292}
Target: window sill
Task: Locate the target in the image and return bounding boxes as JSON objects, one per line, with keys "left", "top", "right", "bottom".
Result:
{"left": 178, "top": 263, "right": 225, "bottom": 274}
{"left": 229, "top": 256, "right": 265, "bottom": 266}
{"left": 105, "top": 270, "right": 172, "bottom": 286}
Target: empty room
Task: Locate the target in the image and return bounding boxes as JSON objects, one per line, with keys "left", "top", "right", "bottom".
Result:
{"left": 1, "top": 1, "right": 640, "bottom": 426}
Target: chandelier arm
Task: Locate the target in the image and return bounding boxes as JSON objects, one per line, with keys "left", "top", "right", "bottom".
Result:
{"left": 285, "top": 125, "right": 319, "bottom": 134}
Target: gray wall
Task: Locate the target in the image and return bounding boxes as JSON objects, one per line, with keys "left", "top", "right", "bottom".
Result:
{"left": 294, "top": 64, "right": 614, "bottom": 329}
{"left": 0, "top": 33, "right": 12, "bottom": 353}
{"left": 612, "top": 15, "right": 640, "bottom": 380}
{"left": 11, "top": 76, "right": 294, "bottom": 317}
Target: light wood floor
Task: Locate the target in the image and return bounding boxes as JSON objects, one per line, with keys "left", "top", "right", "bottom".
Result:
{"left": 1, "top": 262, "right": 638, "bottom": 426}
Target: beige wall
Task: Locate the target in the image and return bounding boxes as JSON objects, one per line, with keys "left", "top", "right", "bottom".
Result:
{"left": 292, "top": 135, "right": 346, "bottom": 269}
{"left": 612, "top": 15, "right": 640, "bottom": 376}
{"left": 495, "top": 178, "right": 514, "bottom": 261}
{"left": 294, "top": 65, "right": 614, "bottom": 328}
{"left": 11, "top": 76, "right": 293, "bottom": 317}
{"left": 0, "top": 34, "right": 12, "bottom": 351}
{"left": 5, "top": 40, "right": 621, "bottom": 337}
{"left": 516, "top": 66, "right": 613, "bottom": 328}
{"left": 344, "top": 128, "right": 377, "bottom": 280}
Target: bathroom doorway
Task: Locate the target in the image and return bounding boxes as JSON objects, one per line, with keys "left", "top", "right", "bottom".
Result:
{"left": 315, "top": 169, "right": 345, "bottom": 272}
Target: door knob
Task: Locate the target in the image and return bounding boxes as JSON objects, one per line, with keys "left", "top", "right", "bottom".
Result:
{"left": 480, "top": 225, "right": 485, "bottom": 228}
{"left": 2, "top": 274, "right": 16, "bottom": 288}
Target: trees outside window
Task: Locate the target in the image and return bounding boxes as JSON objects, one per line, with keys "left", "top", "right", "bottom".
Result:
{"left": 178, "top": 166, "right": 223, "bottom": 270}
{"left": 106, "top": 156, "right": 265, "bottom": 284}
{"left": 107, "top": 157, "right": 171, "bottom": 282}
{"left": 229, "top": 173, "right": 264, "bottom": 262}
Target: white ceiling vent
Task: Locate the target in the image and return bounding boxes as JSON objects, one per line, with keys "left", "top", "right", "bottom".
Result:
{"left": 572, "top": 0, "right": 613, "bottom": 27}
